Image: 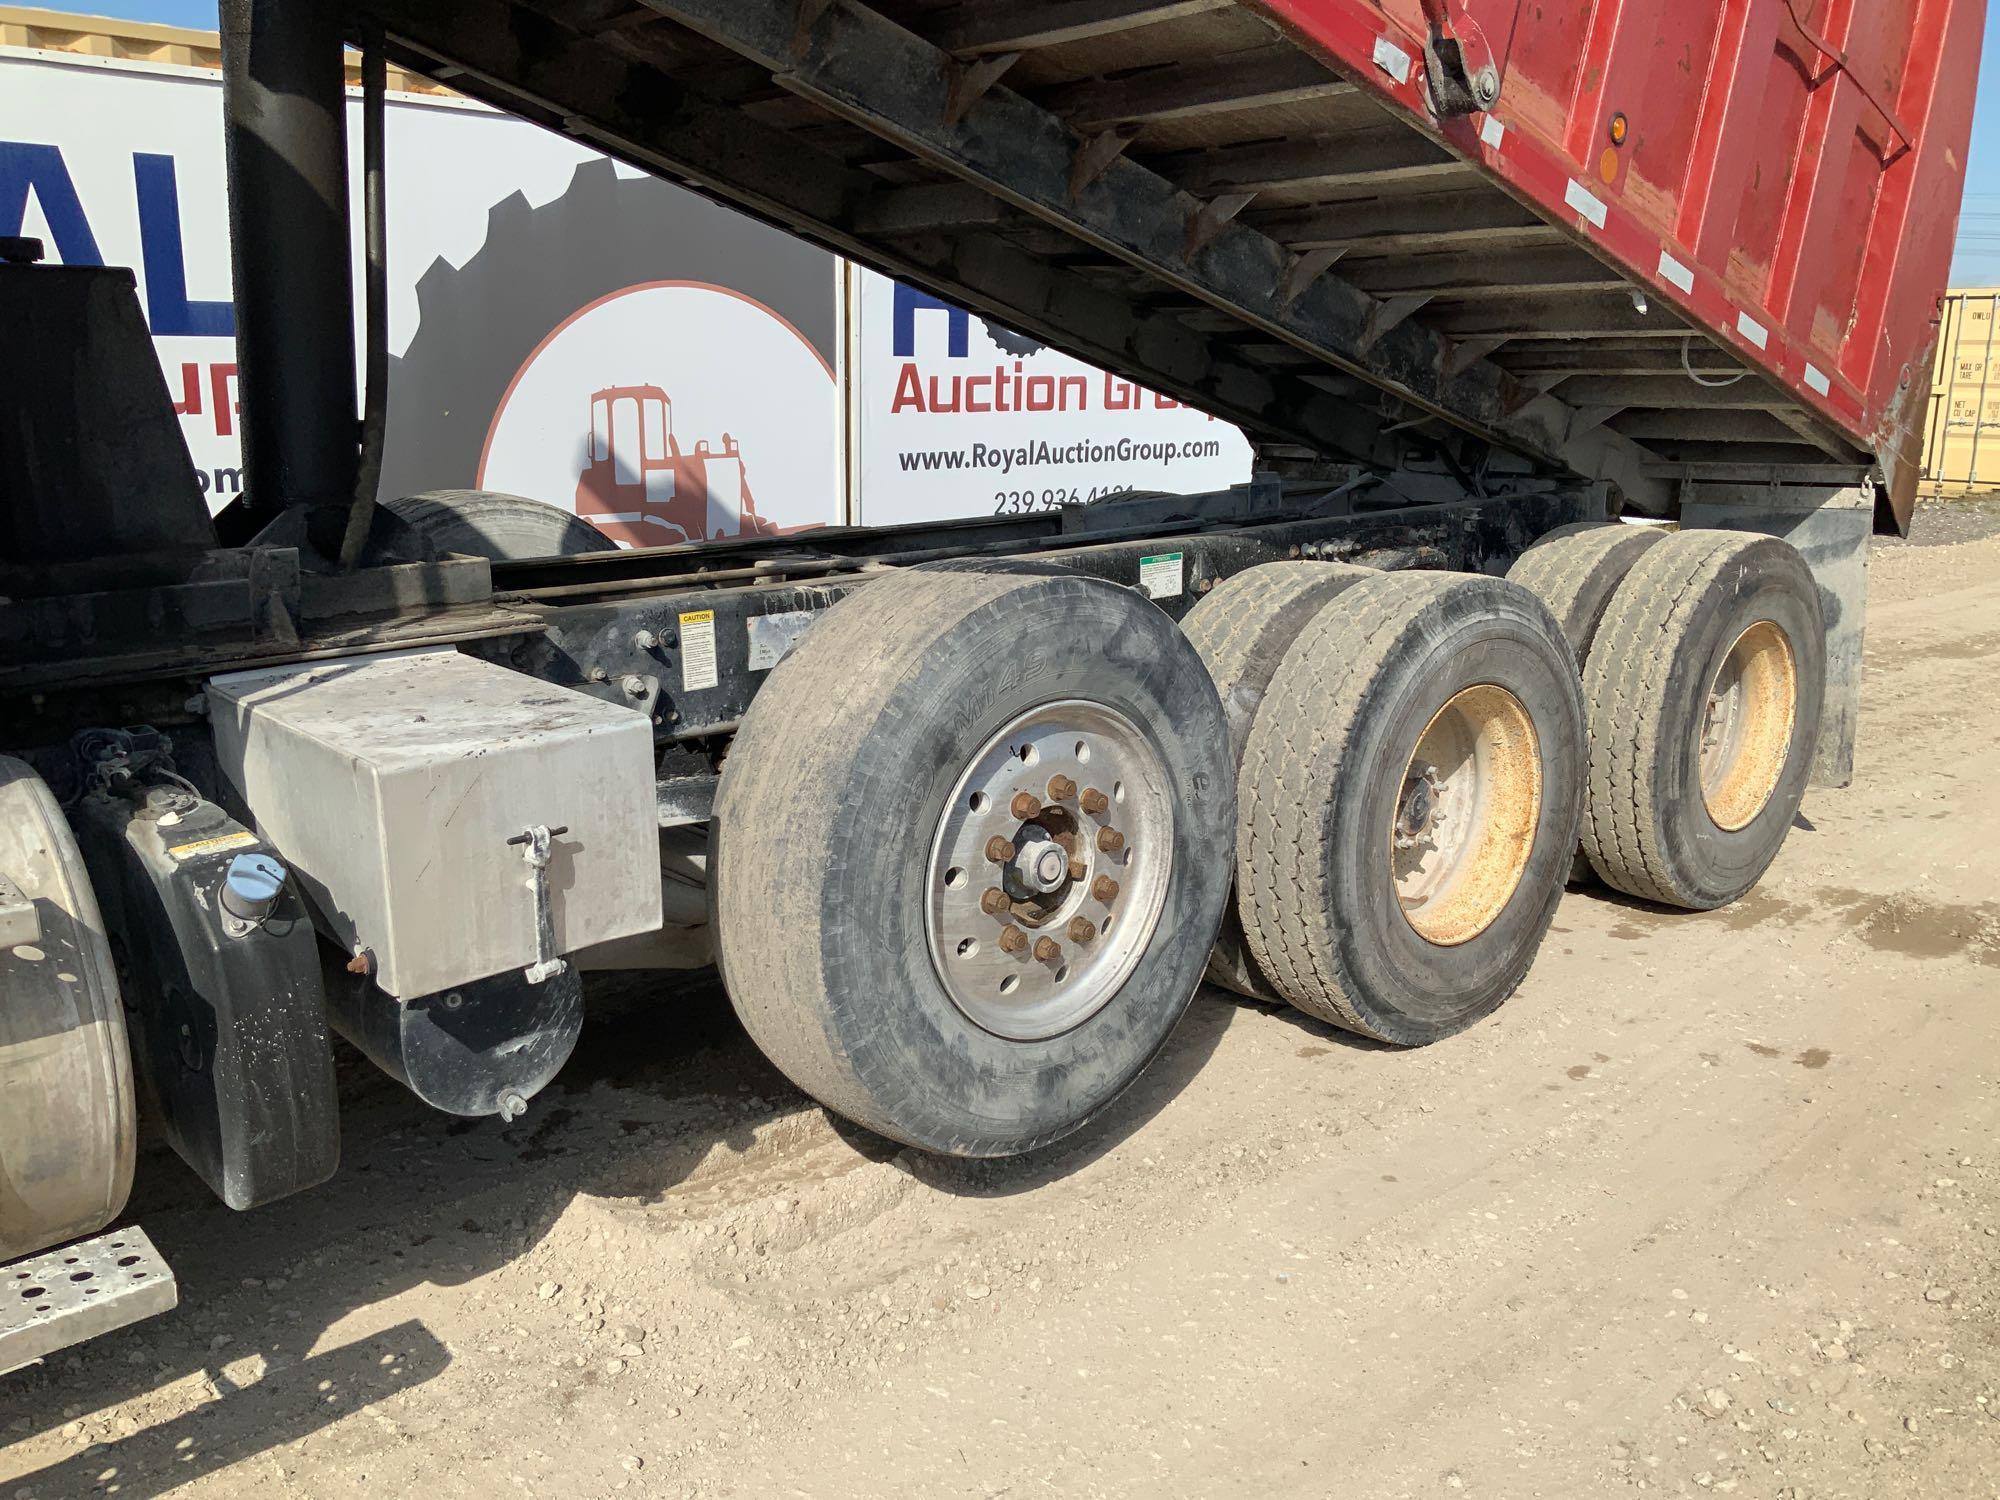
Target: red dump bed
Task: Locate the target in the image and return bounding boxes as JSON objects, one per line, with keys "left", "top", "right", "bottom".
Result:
{"left": 371, "top": 0, "right": 1986, "bottom": 529}
{"left": 1252, "top": 0, "right": 1986, "bottom": 523}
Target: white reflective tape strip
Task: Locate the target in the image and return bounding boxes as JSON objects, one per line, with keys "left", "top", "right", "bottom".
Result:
{"left": 1372, "top": 35, "right": 1412, "bottom": 84}
{"left": 1564, "top": 179, "right": 1608, "bottom": 230}
{"left": 1657, "top": 251, "right": 1695, "bottom": 294}
{"left": 1804, "top": 363, "right": 1831, "bottom": 397}
{"left": 1479, "top": 116, "right": 1505, "bottom": 150}
{"left": 1735, "top": 311, "right": 1770, "bottom": 350}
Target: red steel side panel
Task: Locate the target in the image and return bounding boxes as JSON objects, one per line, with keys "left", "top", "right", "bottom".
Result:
{"left": 1248, "top": 0, "right": 1986, "bottom": 496}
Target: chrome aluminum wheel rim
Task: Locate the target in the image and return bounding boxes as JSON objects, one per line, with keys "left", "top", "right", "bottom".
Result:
{"left": 926, "top": 700, "right": 1174, "bottom": 1041}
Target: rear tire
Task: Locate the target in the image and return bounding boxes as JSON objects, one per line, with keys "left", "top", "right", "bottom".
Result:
{"left": 712, "top": 567, "right": 1235, "bottom": 1156}
{"left": 1179, "top": 561, "right": 1372, "bottom": 1000}
{"left": 1580, "top": 530, "right": 1825, "bottom": 909}
{"left": 1506, "top": 522, "right": 1666, "bottom": 663}
{"left": 1237, "top": 573, "right": 1586, "bottom": 1044}
{"left": 383, "top": 489, "right": 615, "bottom": 560}
{"left": 1507, "top": 521, "right": 1666, "bottom": 884}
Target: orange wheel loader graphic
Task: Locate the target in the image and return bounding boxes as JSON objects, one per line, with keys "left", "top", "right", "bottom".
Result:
{"left": 574, "top": 384, "right": 783, "bottom": 547}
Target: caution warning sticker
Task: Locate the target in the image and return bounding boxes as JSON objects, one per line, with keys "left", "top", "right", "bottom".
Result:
{"left": 1138, "top": 552, "right": 1185, "bottom": 600}
{"left": 167, "top": 830, "right": 259, "bottom": 862}
{"left": 679, "top": 610, "right": 719, "bottom": 692}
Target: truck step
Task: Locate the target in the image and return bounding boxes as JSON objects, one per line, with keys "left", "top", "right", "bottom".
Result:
{"left": 0, "top": 1228, "right": 176, "bottom": 1373}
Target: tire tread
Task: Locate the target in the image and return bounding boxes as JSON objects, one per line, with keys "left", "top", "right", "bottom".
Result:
{"left": 1507, "top": 521, "right": 1665, "bottom": 662}
{"left": 1237, "top": 571, "right": 1471, "bottom": 1037}
{"left": 1579, "top": 530, "right": 1788, "bottom": 905}
{"left": 1181, "top": 562, "right": 1372, "bottom": 1001}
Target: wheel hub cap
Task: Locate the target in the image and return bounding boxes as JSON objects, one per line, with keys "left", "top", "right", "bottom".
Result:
{"left": 1394, "top": 764, "right": 1445, "bottom": 849}
{"left": 1011, "top": 834, "right": 1070, "bottom": 896}
{"left": 927, "top": 700, "right": 1174, "bottom": 1041}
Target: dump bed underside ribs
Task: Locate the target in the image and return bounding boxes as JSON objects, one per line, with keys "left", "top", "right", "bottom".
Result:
{"left": 363, "top": 0, "right": 1876, "bottom": 513}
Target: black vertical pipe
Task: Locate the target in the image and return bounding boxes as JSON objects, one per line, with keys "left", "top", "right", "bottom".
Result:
{"left": 218, "top": 0, "right": 357, "bottom": 527}
{"left": 339, "top": 20, "right": 389, "bottom": 571}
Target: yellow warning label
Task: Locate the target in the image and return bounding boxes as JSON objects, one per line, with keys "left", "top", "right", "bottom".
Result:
{"left": 679, "top": 610, "right": 719, "bottom": 693}
{"left": 166, "top": 830, "right": 259, "bottom": 861}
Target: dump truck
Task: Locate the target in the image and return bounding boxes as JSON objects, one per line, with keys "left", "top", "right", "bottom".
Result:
{"left": 0, "top": 0, "right": 1982, "bottom": 1365}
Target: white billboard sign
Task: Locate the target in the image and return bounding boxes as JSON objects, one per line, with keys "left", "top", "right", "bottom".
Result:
{"left": 850, "top": 269, "right": 1252, "bottom": 526}
{"left": 2, "top": 45, "right": 1249, "bottom": 541}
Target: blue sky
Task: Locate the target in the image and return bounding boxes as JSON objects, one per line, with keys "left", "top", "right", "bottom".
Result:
{"left": 1954, "top": 8, "right": 2000, "bottom": 284}
{"left": 23, "top": 0, "right": 2000, "bottom": 285}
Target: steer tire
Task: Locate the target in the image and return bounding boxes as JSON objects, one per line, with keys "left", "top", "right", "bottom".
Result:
{"left": 1238, "top": 572, "right": 1586, "bottom": 1045}
{"left": 1507, "top": 521, "right": 1666, "bottom": 883}
{"left": 1179, "top": 562, "right": 1373, "bottom": 1000}
{"left": 712, "top": 567, "right": 1235, "bottom": 1157}
{"left": 383, "top": 490, "right": 616, "bottom": 560}
{"left": 0, "top": 758, "right": 135, "bottom": 1259}
{"left": 1580, "top": 530, "right": 1825, "bottom": 910}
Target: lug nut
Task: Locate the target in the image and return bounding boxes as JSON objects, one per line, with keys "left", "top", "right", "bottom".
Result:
{"left": 1079, "top": 787, "right": 1110, "bottom": 815}
{"left": 1010, "top": 791, "right": 1042, "bottom": 820}
{"left": 1096, "top": 827, "right": 1125, "bottom": 854}
{"left": 980, "top": 887, "right": 1010, "bottom": 916}
{"left": 1067, "top": 917, "right": 1097, "bottom": 944}
{"left": 997, "top": 925, "right": 1028, "bottom": 954}
{"left": 1033, "top": 936, "right": 1062, "bottom": 963}
{"left": 985, "top": 836, "right": 1016, "bottom": 864}
{"left": 1046, "top": 774, "right": 1078, "bottom": 802}
{"left": 1091, "top": 875, "right": 1120, "bottom": 903}
{"left": 1067, "top": 857, "right": 1088, "bottom": 883}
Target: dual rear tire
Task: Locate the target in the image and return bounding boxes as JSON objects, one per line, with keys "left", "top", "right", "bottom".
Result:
{"left": 1186, "top": 567, "right": 1587, "bottom": 1044}
{"left": 1573, "top": 530, "right": 1825, "bottom": 908}
{"left": 1191, "top": 526, "right": 1825, "bottom": 1048}
{"left": 713, "top": 527, "right": 1826, "bottom": 1156}
{"left": 1509, "top": 524, "right": 1825, "bottom": 908}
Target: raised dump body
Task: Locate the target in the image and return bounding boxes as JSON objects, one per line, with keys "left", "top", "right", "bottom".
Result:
{"left": 364, "top": 0, "right": 1984, "bottom": 531}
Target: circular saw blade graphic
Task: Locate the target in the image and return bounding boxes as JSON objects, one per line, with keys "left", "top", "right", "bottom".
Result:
{"left": 980, "top": 318, "right": 1046, "bottom": 359}
{"left": 382, "top": 157, "right": 838, "bottom": 540}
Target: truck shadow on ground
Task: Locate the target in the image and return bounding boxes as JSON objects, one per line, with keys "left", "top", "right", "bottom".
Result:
{"left": 5, "top": 1323, "right": 446, "bottom": 1499}
{"left": 1188, "top": 989, "right": 1401, "bottom": 1056}
{"left": 0, "top": 962, "right": 1228, "bottom": 1485}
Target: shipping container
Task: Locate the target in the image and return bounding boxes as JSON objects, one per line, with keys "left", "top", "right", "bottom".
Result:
{"left": 1922, "top": 289, "right": 2000, "bottom": 495}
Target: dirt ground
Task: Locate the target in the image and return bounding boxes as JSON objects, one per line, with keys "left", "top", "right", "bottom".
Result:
{"left": 5, "top": 504, "right": 2000, "bottom": 1500}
